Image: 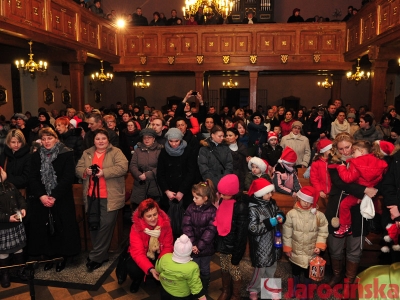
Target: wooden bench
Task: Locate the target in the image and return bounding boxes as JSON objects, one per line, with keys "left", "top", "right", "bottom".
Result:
{"left": 73, "top": 173, "right": 134, "bottom": 252}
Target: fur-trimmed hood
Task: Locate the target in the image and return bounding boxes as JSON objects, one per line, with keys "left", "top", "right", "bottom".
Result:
{"left": 132, "top": 208, "right": 171, "bottom": 232}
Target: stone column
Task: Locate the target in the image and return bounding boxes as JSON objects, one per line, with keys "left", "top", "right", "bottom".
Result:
{"left": 249, "top": 71, "right": 258, "bottom": 111}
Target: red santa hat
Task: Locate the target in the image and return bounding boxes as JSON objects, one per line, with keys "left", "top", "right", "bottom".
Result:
{"left": 376, "top": 140, "right": 395, "bottom": 156}
{"left": 267, "top": 131, "right": 278, "bottom": 142}
{"left": 248, "top": 157, "right": 269, "bottom": 174}
{"left": 383, "top": 223, "right": 400, "bottom": 251}
{"left": 278, "top": 147, "right": 297, "bottom": 165}
{"left": 297, "top": 186, "right": 319, "bottom": 214}
{"left": 317, "top": 139, "right": 332, "bottom": 153}
{"left": 248, "top": 178, "right": 275, "bottom": 198}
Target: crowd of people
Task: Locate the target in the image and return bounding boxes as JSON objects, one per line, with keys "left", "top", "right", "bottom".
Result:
{"left": 0, "top": 92, "right": 400, "bottom": 298}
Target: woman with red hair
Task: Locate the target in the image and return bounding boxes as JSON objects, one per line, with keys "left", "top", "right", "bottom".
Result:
{"left": 126, "top": 198, "right": 173, "bottom": 293}
{"left": 54, "top": 116, "right": 83, "bottom": 162}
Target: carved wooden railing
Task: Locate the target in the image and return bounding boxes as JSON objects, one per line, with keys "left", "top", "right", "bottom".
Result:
{"left": 346, "top": 0, "right": 400, "bottom": 60}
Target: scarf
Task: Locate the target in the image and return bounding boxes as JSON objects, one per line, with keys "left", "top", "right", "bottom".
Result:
{"left": 332, "top": 119, "right": 350, "bottom": 132}
{"left": 165, "top": 140, "right": 187, "bottom": 156}
{"left": 284, "top": 118, "right": 292, "bottom": 123}
{"left": 229, "top": 143, "right": 238, "bottom": 151}
{"left": 213, "top": 199, "right": 236, "bottom": 236}
{"left": 314, "top": 115, "right": 322, "bottom": 128}
{"left": 40, "top": 142, "right": 61, "bottom": 195}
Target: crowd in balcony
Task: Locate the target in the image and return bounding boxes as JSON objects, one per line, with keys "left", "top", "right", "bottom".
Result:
{"left": 1, "top": 92, "right": 400, "bottom": 297}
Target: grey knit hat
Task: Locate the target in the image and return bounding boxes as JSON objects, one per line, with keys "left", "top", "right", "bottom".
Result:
{"left": 165, "top": 128, "right": 183, "bottom": 140}
{"left": 140, "top": 128, "right": 157, "bottom": 138}
{"left": 347, "top": 113, "right": 356, "bottom": 118}
{"left": 14, "top": 113, "right": 27, "bottom": 121}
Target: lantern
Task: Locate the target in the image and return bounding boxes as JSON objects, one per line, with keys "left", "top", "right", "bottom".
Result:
{"left": 309, "top": 255, "right": 326, "bottom": 281}
{"left": 274, "top": 229, "right": 282, "bottom": 248}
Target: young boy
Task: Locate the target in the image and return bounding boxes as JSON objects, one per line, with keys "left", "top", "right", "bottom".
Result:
{"left": 261, "top": 131, "right": 283, "bottom": 169}
{"left": 247, "top": 178, "right": 286, "bottom": 300}
{"left": 282, "top": 186, "right": 328, "bottom": 299}
{"left": 244, "top": 157, "right": 271, "bottom": 191}
{"left": 272, "top": 147, "right": 301, "bottom": 197}
{"left": 273, "top": 125, "right": 282, "bottom": 140}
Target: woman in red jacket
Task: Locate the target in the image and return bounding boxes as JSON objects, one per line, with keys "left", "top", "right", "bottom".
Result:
{"left": 127, "top": 199, "right": 173, "bottom": 293}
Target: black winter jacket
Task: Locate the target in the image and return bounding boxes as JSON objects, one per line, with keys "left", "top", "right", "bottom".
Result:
{"left": 261, "top": 143, "right": 283, "bottom": 168}
{"left": 248, "top": 196, "right": 285, "bottom": 267}
{"left": 230, "top": 142, "right": 248, "bottom": 191}
{"left": 0, "top": 145, "right": 31, "bottom": 189}
{"left": 182, "top": 202, "right": 217, "bottom": 257}
{"left": 58, "top": 128, "right": 83, "bottom": 163}
{"left": 215, "top": 195, "right": 249, "bottom": 265}
{"left": 0, "top": 182, "right": 27, "bottom": 230}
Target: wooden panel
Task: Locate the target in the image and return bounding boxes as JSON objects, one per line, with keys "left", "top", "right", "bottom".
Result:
{"left": 108, "top": 32, "right": 116, "bottom": 54}
{"left": 181, "top": 36, "right": 196, "bottom": 54}
{"left": 320, "top": 33, "right": 337, "bottom": 52}
{"left": 347, "top": 24, "right": 360, "bottom": 51}
{"left": 203, "top": 35, "right": 219, "bottom": 53}
{"left": 300, "top": 33, "right": 318, "bottom": 53}
{"left": 236, "top": 35, "right": 250, "bottom": 53}
{"left": 274, "top": 33, "right": 295, "bottom": 53}
{"left": 80, "top": 18, "right": 90, "bottom": 44}
{"left": 30, "top": 0, "right": 44, "bottom": 28}
{"left": 126, "top": 36, "right": 140, "bottom": 54}
{"left": 142, "top": 35, "right": 158, "bottom": 55}
{"left": 220, "top": 36, "right": 233, "bottom": 53}
{"left": 363, "top": 13, "right": 377, "bottom": 41}
{"left": 380, "top": 1, "right": 391, "bottom": 32}
{"left": 391, "top": 0, "right": 400, "bottom": 27}
{"left": 9, "top": 0, "right": 27, "bottom": 20}
{"left": 164, "top": 36, "right": 180, "bottom": 55}
{"left": 257, "top": 33, "right": 274, "bottom": 53}
{"left": 88, "top": 22, "right": 97, "bottom": 46}
{"left": 50, "top": 4, "right": 63, "bottom": 34}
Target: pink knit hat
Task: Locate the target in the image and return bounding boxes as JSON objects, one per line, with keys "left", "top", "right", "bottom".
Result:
{"left": 217, "top": 174, "right": 239, "bottom": 195}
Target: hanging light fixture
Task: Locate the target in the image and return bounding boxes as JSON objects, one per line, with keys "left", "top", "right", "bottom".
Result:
{"left": 317, "top": 77, "right": 333, "bottom": 89}
{"left": 183, "top": 0, "right": 234, "bottom": 20}
{"left": 15, "top": 41, "right": 48, "bottom": 78}
{"left": 346, "top": 58, "right": 370, "bottom": 84}
{"left": 91, "top": 60, "right": 113, "bottom": 83}
{"left": 134, "top": 77, "right": 150, "bottom": 89}
{"left": 222, "top": 77, "right": 238, "bottom": 88}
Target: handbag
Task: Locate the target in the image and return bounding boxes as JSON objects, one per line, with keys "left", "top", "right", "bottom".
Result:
{"left": 46, "top": 209, "right": 56, "bottom": 236}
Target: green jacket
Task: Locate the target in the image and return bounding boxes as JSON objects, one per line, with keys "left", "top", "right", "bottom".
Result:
{"left": 155, "top": 253, "right": 204, "bottom": 297}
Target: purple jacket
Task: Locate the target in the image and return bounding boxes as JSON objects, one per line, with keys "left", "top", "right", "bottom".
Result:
{"left": 182, "top": 202, "right": 217, "bottom": 257}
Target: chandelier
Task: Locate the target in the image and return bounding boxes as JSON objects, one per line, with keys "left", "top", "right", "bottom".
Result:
{"left": 91, "top": 60, "right": 113, "bottom": 83}
{"left": 317, "top": 77, "right": 333, "bottom": 89}
{"left": 134, "top": 77, "right": 150, "bottom": 89}
{"left": 346, "top": 58, "right": 370, "bottom": 84}
{"left": 222, "top": 77, "right": 238, "bottom": 88}
{"left": 15, "top": 41, "right": 47, "bottom": 78}
{"left": 183, "top": 0, "right": 234, "bottom": 20}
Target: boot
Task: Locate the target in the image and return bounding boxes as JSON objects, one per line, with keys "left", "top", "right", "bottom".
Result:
{"left": 129, "top": 279, "right": 141, "bottom": 293}
{"left": 13, "top": 252, "right": 28, "bottom": 281}
{"left": 230, "top": 278, "right": 242, "bottom": 300}
{"left": 0, "top": 258, "right": 10, "bottom": 288}
{"left": 217, "top": 271, "right": 231, "bottom": 300}
{"left": 345, "top": 260, "right": 359, "bottom": 284}
{"left": 333, "top": 225, "right": 352, "bottom": 238}
{"left": 328, "top": 259, "right": 343, "bottom": 287}
{"left": 200, "top": 275, "right": 210, "bottom": 295}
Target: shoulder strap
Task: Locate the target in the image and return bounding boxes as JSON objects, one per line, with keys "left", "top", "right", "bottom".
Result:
{"left": 3, "top": 157, "right": 7, "bottom": 172}
{"left": 210, "top": 149, "right": 225, "bottom": 171}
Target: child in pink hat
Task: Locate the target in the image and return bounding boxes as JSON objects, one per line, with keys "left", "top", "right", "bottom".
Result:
{"left": 213, "top": 174, "right": 249, "bottom": 300}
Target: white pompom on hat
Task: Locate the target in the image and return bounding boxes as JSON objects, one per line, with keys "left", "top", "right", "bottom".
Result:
{"left": 248, "top": 157, "right": 269, "bottom": 173}
{"left": 248, "top": 178, "right": 275, "bottom": 198}
{"left": 376, "top": 140, "right": 395, "bottom": 156}
{"left": 297, "top": 186, "right": 319, "bottom": 214}
{"left": 172, "top": 234, "right": 193, "bottom": 263}
{"left": 317, "top": 139, "right": 332, "bottom": 153}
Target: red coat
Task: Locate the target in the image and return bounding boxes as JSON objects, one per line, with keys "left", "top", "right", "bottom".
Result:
{"left": 310, "top": 157, "right": 331, "bottom": 194}
{"left": 337, "top": 153, "right": 388, "bottom": 187}
{"left": 280, "top": 119, "right": 295, "bottom": 137}
{"left": 128, "top": 209, "right": 173, "bottom": 273}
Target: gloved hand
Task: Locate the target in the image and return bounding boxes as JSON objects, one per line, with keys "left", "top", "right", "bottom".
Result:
{"left": 276, "top": 214, "right": 284, "bottom": 223}
{"left": 269, "top": 217, "right": 278, "bottom": 227}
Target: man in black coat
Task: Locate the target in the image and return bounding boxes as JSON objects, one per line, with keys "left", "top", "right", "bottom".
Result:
{"left": 132, "top": 7, "right": 148, "bottom": 26}
{"left": 83, "top": 112, "right": 119, "bottom": 150}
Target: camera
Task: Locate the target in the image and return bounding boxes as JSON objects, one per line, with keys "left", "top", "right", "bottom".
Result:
{"left": 191, "top": 91, "right": 198, "bottom": 96}
{"left": 89, "top": 164, "right": 100, "bottom": 176}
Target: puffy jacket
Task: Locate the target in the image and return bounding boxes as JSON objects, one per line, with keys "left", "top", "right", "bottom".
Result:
{"left": 310, "top": 157, "right": 331, "bottom": 195}
{"left": 261, "top": 143, "right": 283, "bottom": 168}
{"left": 198, "top": 138, "right": 233, "bottom": 187}
{"left": 76, "top": 144, "right": 128, "bottom": 212}
{"left": 353, "top": 126, "right": 383, "bottom": 142}
{"left": 182, "top": 202, "right": 217, "bottom": 257}
{"left": 280, "top": 132, "right": 311, "bottom": 167}
{"left": 248, "top": 197, "right": 285, "bottom": 267}
{"left": 230, "top": 142, "right": 248, "bottom": 191}
{"left": 282, "top": 202, "right": 328, "bottom": 269}
{"left": 0, "top": 145, "right": 31, "bottom": 189}
{"left": 272, "top": 163, "right": 301, "bottom": 195}
{"left": 336, "top": 153, "right": 388, "bottom": 187}
{"left": 214, "top": 196, "right": 249, "bottom": 265}
{"left": 129, "top": 141, "right": 163, "bottom": 205}
{"left": 129, "top": 209, "right": 173, "bottom": 273}
{"left": 58, "top": 128, "right": 83, "bottom": 163}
